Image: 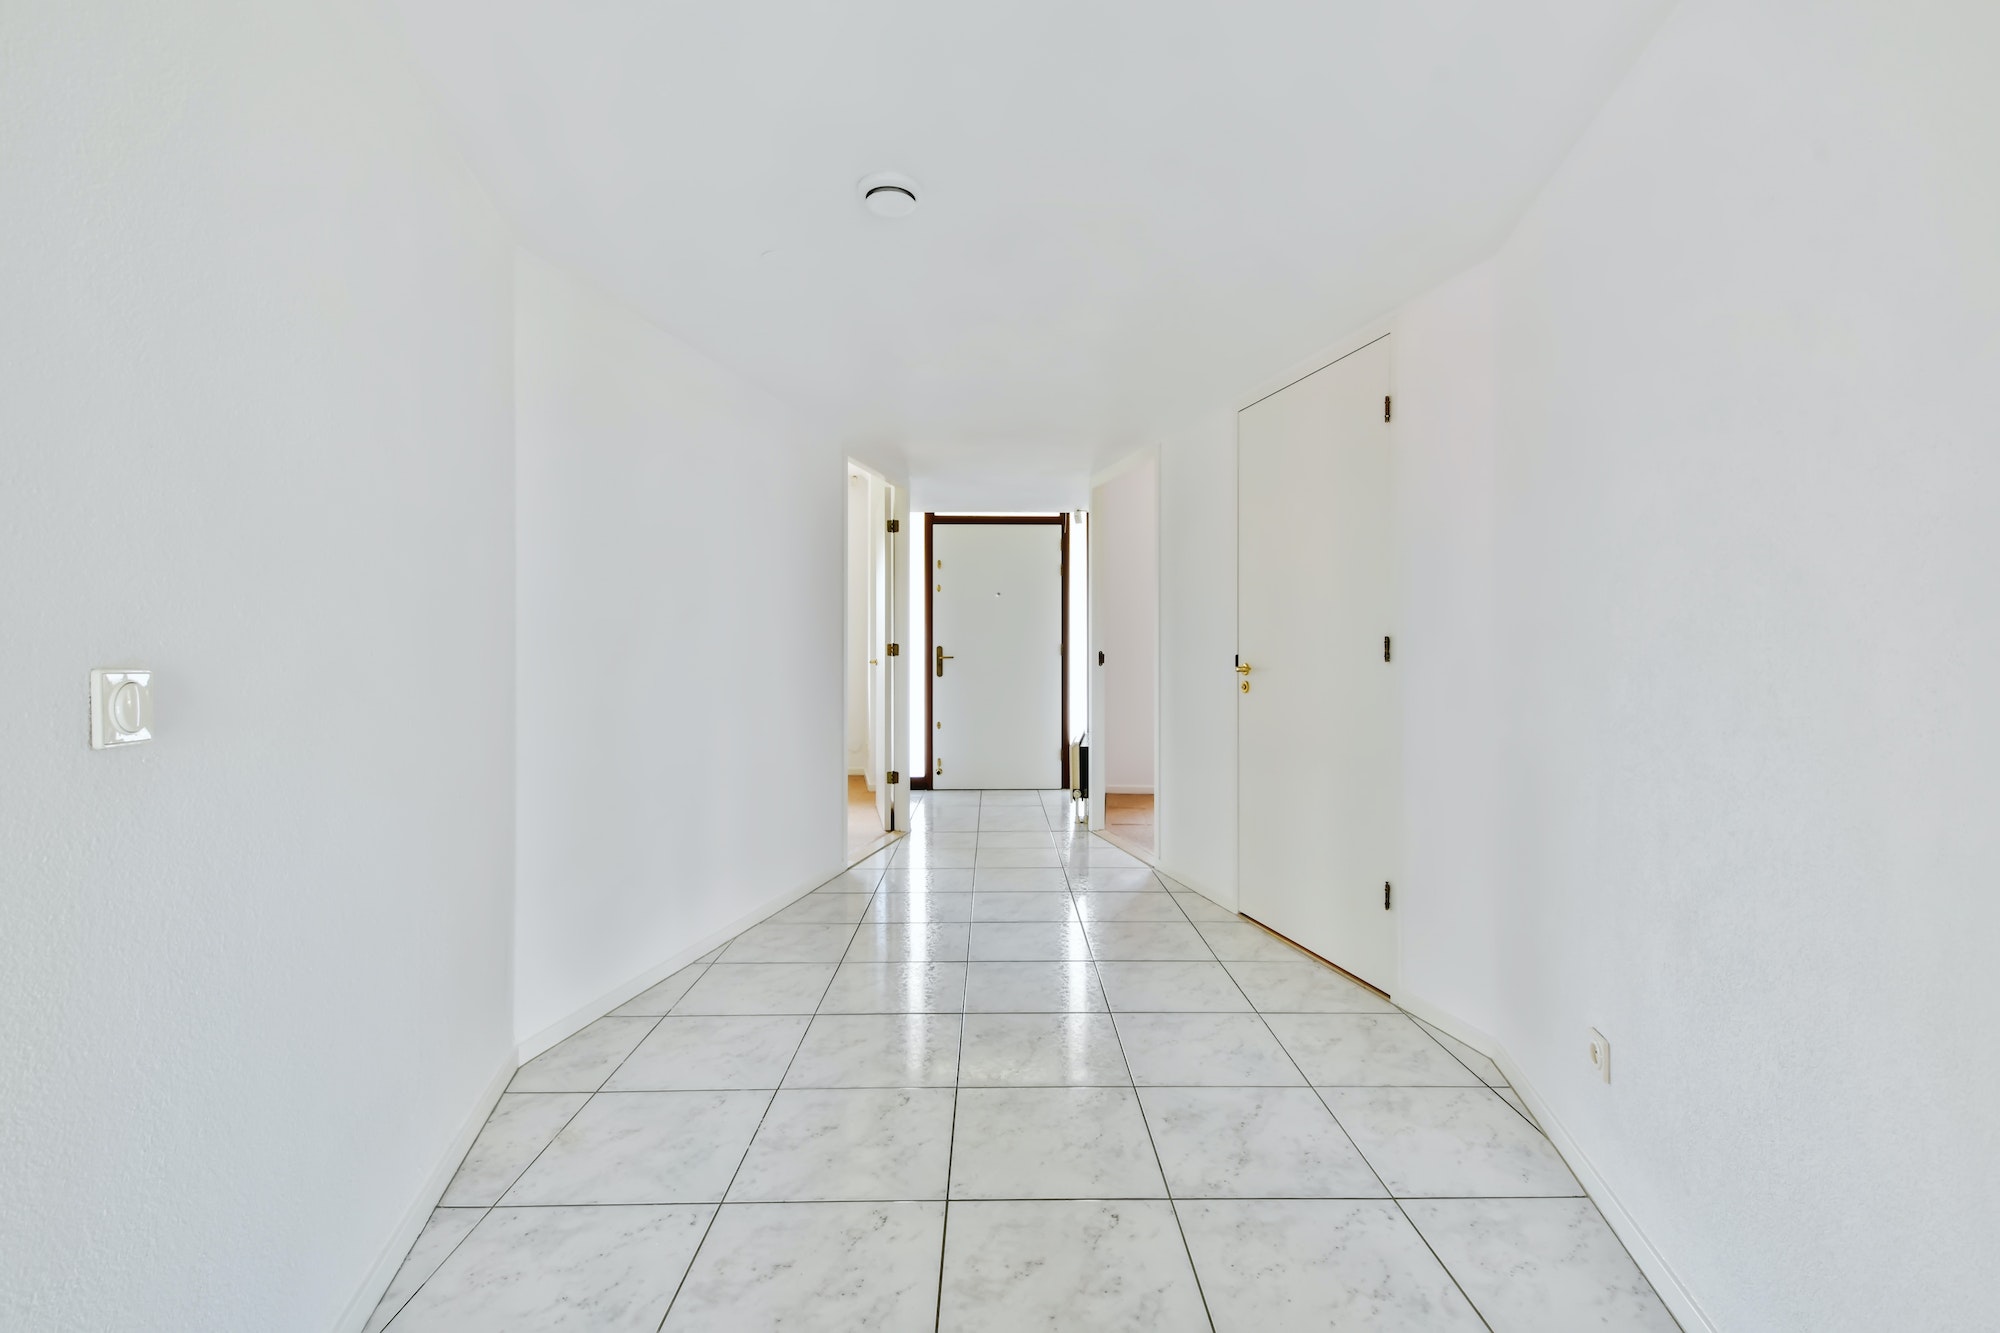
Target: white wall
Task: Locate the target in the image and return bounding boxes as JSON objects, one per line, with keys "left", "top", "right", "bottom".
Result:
{"left": 1155, "top": 413, "right": 1239, "bottom": 906}
{"left": 514, "top": 251, "right": 845, "bottom": 1048}
{"left": 0, "top": 4, "right": 517, "bottom": 1329}
{"left": 1160, "top": 3, "right": 2000, "bottom": 1327}
{"left": 1093, "top": 460, "right": 1159, "bottom": 792}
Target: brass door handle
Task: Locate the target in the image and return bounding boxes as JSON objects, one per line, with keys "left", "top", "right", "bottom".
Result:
{"left": 1235, "top": 663, "right": 1253, "bottom": 675}
{"left": 936, "top": 646, "right": 955, "bottom": 677}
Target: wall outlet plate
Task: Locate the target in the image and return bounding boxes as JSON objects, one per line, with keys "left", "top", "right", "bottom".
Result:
{"left": 1587, "top": 1027, "right": 1611, "bottom": 1084}
{"left": 90, "top": 669, "right": 152, "bottom": 748}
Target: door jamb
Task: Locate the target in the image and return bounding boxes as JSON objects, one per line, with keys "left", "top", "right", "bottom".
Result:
{"left": 924, "top": 513, "right": 1071, "bottom": 790}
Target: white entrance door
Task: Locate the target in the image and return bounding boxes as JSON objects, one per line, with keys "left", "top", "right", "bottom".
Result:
{"left": 1237, "top": 335, "right": 1399, "bottom": 993}
{"left": 931, "top": 519, "right": 1066, "bottom": 789}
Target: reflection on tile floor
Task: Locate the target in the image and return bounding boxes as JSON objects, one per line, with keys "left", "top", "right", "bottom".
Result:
{"left": 369, "top": 788, "right": 1679, "bottom": 1332}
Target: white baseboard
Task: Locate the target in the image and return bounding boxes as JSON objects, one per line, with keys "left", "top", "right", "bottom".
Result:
{"left": 333, "top": 1054, "right": 514, "bottom": 1333}
{"left": 1394, "top": 991, "right": 1719, "bottom": 1333}
{"left": 513, "top": 857, "right": 853, "bottom": 1064}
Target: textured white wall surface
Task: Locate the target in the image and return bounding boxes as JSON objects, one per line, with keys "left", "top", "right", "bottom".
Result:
{"left": 1094, "top": 460, "right": 1159, "bottom": 791}
{"left": 513, "top": 251, "right": 844, "bottom": 1047}
{"left": 1155, "top": 413, "right": 1239, "bottom": 907}
{"left": 0, "top": 3, "right": 518, "bottom": 1329}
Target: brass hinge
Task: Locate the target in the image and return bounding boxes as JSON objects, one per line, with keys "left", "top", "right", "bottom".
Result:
{"left": 1384, "top": 395, "right": 1393, "bottom": 423}
{"left": 886, "top": 771, "right": 900, "bottom": 785}
{"left": 886, "top": 518, "right": 900, "bottom": 533}
{"left": 886, "top": 643, "right": 900, "bottom": 657}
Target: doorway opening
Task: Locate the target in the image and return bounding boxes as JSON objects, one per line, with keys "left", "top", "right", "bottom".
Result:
{"left": 1087, "top": 457, "right": 1159, "bottom": 861}
{"left": 844, "top": 461, "right": 905, "bottom": 863}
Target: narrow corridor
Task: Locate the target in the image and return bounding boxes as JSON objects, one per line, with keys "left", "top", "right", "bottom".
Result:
{"left": 368, "top": 790, "right": 1677, "bottom": 1331}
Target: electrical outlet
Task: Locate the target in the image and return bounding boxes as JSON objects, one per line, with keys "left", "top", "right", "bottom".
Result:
{"left": 1587, "top": 1028, "right": 1611, "bottom": 1084}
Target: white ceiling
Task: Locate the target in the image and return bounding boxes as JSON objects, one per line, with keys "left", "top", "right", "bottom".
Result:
{"left": 394, "top": 0, "right": 1669, "bottom": 492}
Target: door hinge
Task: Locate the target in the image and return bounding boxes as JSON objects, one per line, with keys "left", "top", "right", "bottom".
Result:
{"left": 1384, "top": 881, "right": 1393, "bottom": 910}
{"left": 886, "top": 643, "right": 900, "bottom": 657}
{"left": 886, "top": 771, "right": 900, "bottom": 785}
{"left": 1384, "top": 395, "right": 1393, "bottom": 423}
{"left": 1383, "top": 635, "right": 1392, "bottom": 662}
{"left": 886, "top": 518, "right": 900, "bottom": 533}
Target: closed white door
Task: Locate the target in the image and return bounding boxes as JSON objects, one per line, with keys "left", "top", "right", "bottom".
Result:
{"left": 931, "top": 519, "right": 1066, "bottom": 789}
{"left": 1238, "top": 335, "right": 1399, "bottom": 993}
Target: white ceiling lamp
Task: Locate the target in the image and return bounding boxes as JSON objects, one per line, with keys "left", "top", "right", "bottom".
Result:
{"left": 859, "top": 172, "right": 920, "bottom": 218}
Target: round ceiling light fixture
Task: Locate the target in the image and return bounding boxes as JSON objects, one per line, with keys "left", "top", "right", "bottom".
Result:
{"left": 859, "top": 172, "right": 920, "bottom": 218}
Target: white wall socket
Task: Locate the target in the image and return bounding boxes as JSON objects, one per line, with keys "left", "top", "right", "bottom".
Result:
{"left": 1587, "top": 1027, "right": 1611, "bottom": 1084}
{"left": 90, "top": 669, "right": 153, "bottom": 749}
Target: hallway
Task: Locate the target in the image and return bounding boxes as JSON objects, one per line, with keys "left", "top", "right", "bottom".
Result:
{"left": 368, "top": 790, "right": 1674, "bottom": 1331}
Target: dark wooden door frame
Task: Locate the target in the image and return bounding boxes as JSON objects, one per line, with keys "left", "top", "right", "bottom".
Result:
{"left": 919, "top": 513, "right": 1070, "bottom": 791}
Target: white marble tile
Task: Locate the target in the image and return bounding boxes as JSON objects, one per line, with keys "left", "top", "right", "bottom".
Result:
{"left": 1167, "top": 890, "right": 1236, "bottom": 922}
{"left": 815, "top": 868, "right": 885, "bottom": 894}
{"left": 899, "top": 828, "right": 980, "bottom": 847}
{"left": 919, "top": 811, "right": 982, "bottom": 833}
{"left": 976, "top": 829, "right": 1058, "bottom": 847}
{"left": 439, "top": 1092, "right": 589, "bottom": 1206}
{"left": 501, "top": 1090, "right": 771, "bottom": 1204}
{"left": 938, "top": 1201, "right": 1210, "bottom": 1333}
{"left": 510, "top": 1017, "right": 660, "bottom": 1092}
{"left": 601, "top": 1015, "right": 810, "bottom": 1090}
{"left": 817, "top": 961, "right": 968, "bottom": 1013}
{"left": 971, "top": 891, "right": 1078, "bottom": 922}
{"left": 843, "top": 921, "right": 971, "bottom": 962}
{"left": 894, "top": 845, "right": 978, "bottom": 867}
{"left": 959, "top": 1013, "right": 1131, "bottom": 1086}
{"left": 1403, "top": 1198, "right": 1678, "bottom": 1333}
{"left": 1223, "top": 960, "right": 1397, "bottom": 1013}
{"left": 1072, "top": 892, "right": 1189, "bottom": 923}
{"left": 962, "top": 961, "right": 1108, "bottom": 1012}
{"left": 1095, "top": 961, "right": 1252, "bottom": 1012}
{"left": 950, "top": 1087, "right": 1166, "bottom": 1198}
{"left": 1195, "top": 921, "right": 1306, "bottom": 962}
{"left": 1065, "top": 868, "right": 1167, "bottom": 892}
{"left": 1321, "top": 1087, "right": 1581, "bottom": 1197}
{"left": 782, "top": 1014, "right": 961, "bottom": 1087}
{"left": 611, "top": 963, "right": 708, "bottom": 1016}
{"left": 694, "top": 944, "right": 727, "bottom": 964}
{"left": 768, "top": 893, "right": 874, "bottom": 925}
{"left": 728, "top": 1088, "right": 956, "bottom": 1201}
{"left": 969, "top": 866, "right": 1070, "bottom": 892}
{"left": 1137, "top": 1087, "right": 1385, "bottom": 1199}
{"left": 850, "top": 847, "right": 897, "bottom": 869}
{"left": 974, "top": 845, "right": 1063, "bottom": 867}
{"left": 979, "top": 808, "right": 1052, "bottom": 831}
{"left": 671, "top": 963, "right": 837, "bottom": 1015}
{"left": 968, "top": 921, "right": 1092, "bottom": 961}
{"left": 389, "top": 1204, "right": 711, "bottom": 1332}
{"left": 1496, "top": 1085, "right": 1540, "bottom": 1129}
{"left": 866, "top": 891, "right": 975, "bottom": 922}
{"left": 980, "top": 789, "right": 1046, "bottom": 804}
{"left": 1412, "top": 1016, "right": 1508, "bottom": 1086}
{"left": 882, "top": 866, "right": 977, "bottom": 892}
{"left": 1113, "top": 1013, "right": 1305, "bottom": 1086}
{"left": 1265, "top": 1013, "right": 1485, "bottom": 1086}
{"left": 718, "top": 922, "right": 856, "bottom": 963}
{"left": 1082, "top": 920, "right": 1214, "bottom": 961}
{"left": 1177, "top": 1199, "right": 1487, "bottom": 1332}
{"left": 662, "top": 1201, "right": 943, "bottom": 1332}
{"left": 363, "top": 1207, "right": 483, "bottom": 1333}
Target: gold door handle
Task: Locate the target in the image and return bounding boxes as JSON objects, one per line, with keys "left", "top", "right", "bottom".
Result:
{"left": 936, "top": 646, "right": 955, "bottom": 677}
{"left": 1235, "top": 663, "right": 1253, "bottom": 675}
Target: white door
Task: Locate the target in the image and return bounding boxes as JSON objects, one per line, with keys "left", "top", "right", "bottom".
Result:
{"left": 1238, "top": 335, "right": 1399, "bottom": 992}
{"left": 866, "top": 475, "right": 893, "bottom": 829}
{"left": 931, "top": 519, "right": 1065, "bottom": 789}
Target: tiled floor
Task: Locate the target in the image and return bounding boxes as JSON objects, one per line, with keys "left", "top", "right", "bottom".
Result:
{"left": 369, "top": 789, "right": 1679, "bottom": 1332}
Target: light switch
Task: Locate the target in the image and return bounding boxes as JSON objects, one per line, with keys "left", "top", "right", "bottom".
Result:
{"left": 90, "top": 669, "right": 152, "bottom": 749}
